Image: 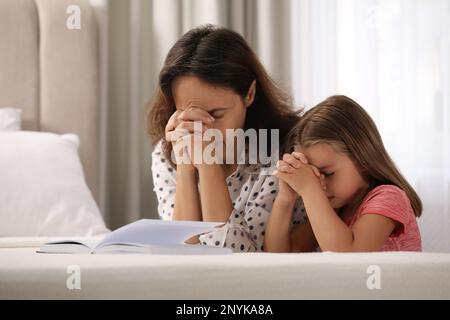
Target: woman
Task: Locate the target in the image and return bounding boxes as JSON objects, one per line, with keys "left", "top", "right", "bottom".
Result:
{"left": 147, "top": 24, "right": 306, "bottom": 252}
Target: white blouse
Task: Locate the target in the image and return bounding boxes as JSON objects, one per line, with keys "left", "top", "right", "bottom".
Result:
{"left": 151, "top": 140, "right": 307, "bottom": 252}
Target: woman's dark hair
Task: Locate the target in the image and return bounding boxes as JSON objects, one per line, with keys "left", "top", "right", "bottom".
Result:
{"left": 147, "top": 24, "right": 300, "bottom": 163}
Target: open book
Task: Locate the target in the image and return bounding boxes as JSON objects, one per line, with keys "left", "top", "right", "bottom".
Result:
{"left": 36, "top": 219, "right": 232, "bottom": 254}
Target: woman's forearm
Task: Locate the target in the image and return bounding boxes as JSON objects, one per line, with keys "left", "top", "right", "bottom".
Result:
{"left": 264, "top": 198, "right": 295, "bottom": 252}
{"left": 197, "top": 165, "right": 233, "bottom": 222}
{"left": 173, "top": 165, "right": 202, "bottom": 221}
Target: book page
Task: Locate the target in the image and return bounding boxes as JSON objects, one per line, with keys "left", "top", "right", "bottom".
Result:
{"left": 36, "top": 239, "right": 100, "bottom": 254}
{"left": 95, "top": 219, "right": 224, "bottom": 249}
{"left": 95, "top": 243, "right": 232, "bottom": 254}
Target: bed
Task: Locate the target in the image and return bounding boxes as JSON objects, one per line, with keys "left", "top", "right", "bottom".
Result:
{"left": 1, "top": 0, "right": 450, "bottom": 300}
{"left": 1, "top": 238, "right": 450, "bottom": 299}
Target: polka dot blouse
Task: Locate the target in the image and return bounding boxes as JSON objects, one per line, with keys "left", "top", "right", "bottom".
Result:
{"left": 151, "top": 140, "right": 307, "bottom": 252}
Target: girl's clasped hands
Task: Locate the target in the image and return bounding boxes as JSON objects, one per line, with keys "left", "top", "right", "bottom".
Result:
{"left": 274, "top": 151, "right": 327, "bottom": 202}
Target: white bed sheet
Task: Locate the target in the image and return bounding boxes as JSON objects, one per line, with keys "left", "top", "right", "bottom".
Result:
{"left": 1, "top": 237, "right": 449, "bottom": 299}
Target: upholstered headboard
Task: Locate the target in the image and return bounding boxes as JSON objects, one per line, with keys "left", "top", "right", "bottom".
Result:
{"left": 0, "top": 0, "right": 100, "bottom": 203}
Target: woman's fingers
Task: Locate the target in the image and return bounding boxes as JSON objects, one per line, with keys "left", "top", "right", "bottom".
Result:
{"left": 166, "top": 129, "right": 185, "bottom": 143}
{"left": 165, "top": 107, "right": 214, "bottom": 137}
{"left": 184, "top": 234, "right": 200, "bottom": 244}
{"left": 178, "top": 107, "right": 215, "bottom": 124}
{"left": 166, "top": 121, "right": 211, "bottom": 142}
{"left": 175, "top": 121, "right": 211, "bottom": 133}
{"left": 165, "top": 110, "right": 183, "bottom": 134}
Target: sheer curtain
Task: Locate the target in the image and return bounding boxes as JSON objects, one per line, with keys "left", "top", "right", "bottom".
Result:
{"left": 93, "top": 0, "right": 449, "bottom": 252}
{"left": 291, "top": 0, "right": 450, "bottom": 252}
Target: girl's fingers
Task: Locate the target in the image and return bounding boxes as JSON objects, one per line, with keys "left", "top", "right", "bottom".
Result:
{"left": 292, "top": 152, "right": 308, "bottom": 164}
{"left": 273, "top": 170, "right": 286, "bottom": 178}
{"left": 277, "top": 160, "right": 293, "bottom": 170}
{"left": 178, "top": 107, "right": 215, "bottom": 124}
{"left": 278, "top": 165, "right": 294, "bottom": 174}
{"left": 320, "top": 174, "right": 327, "bottom": 191}
{"left": 276, "top": 160, "right": 285, "bottom": 168}
{"left": 276, "top": 160, "right": 290, "bottom": 171}
{"left": 291, "top": 152, "right": 302, "bottom": 160}
{"left": 282, "top": 153, "right": 302, "bottom": 168}
{"left": 311, "top": 166, "right": 321, "bottom": 178}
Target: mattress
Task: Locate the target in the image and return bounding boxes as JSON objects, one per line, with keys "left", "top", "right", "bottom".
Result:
{"left": 1, "top": 237, "right": 450, "bottom": 299}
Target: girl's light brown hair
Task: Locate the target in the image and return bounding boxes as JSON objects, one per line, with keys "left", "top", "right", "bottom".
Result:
{"left": 288, "top": 95, "right": 422, "bottom": 217}
{"left": 147, "top": 24, "right": 300, "bottom": 164}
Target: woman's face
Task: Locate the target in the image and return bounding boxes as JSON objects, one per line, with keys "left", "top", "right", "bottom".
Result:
{"left": 172, "top": 76, "right": 255, "bottom": 138}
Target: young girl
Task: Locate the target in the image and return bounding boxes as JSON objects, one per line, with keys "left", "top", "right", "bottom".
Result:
{"left": 264, "top": 95, "right": 422, "bottom": 252}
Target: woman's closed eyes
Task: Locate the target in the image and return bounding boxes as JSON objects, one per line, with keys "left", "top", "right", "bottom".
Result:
{"left": 209, "top": 108, "right": 228, "bottom": 119}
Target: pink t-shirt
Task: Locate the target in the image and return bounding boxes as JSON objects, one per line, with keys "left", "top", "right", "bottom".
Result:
{"left": 345, "top": 185, "right": 422, "bottom": 251}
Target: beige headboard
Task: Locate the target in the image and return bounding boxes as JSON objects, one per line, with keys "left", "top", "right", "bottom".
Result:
{"left": 0, "top": 0, "right": 100, "bottom": 203}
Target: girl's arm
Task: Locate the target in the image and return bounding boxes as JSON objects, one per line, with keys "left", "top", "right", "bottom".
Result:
{"left": 196, "top": 164, "right": 233, "bottom": 222}
{"left": 300, "top": 182, "right": 356, "bottom": 251}
{"left": 264, "top": 173, "right": 318, "bottom": 252}
{"left": 346, "top": 214, "right": 397, "bottom": 252}
{"left": 302, "top": 183, "right": 396, "bottom": 251}
{"left": 290, "top": 219, "right": 319, "bottom": 252}
{"left": 264, "top": 156, "right": 319, "bottom": 253}
{"left": 278, "top": 161, "right": 396, "bottom": 252}
{"left": 264, "top": 196, "right": 318, "bottom": 252}
{"left": 264, "top": 197, "right": 296, "bottom": 252}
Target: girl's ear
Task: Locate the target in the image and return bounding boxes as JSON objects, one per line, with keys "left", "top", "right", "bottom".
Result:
{"left": 245, "top": 80, "right": 257, "bottom": 108}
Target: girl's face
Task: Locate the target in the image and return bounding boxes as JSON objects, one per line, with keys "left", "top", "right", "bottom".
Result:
{"left": 172, "top": 76, "right": 255, "bottom": 138}
{"left": 300, "top": 143, "right": 369, "bottom": 210}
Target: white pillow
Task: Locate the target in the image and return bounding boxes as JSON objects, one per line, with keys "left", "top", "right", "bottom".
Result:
{"left": 0, "top": 107, "right": 22, "bottom": 131}
{"left": 0, "top": 131, "right": 109, "bottom": 236}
